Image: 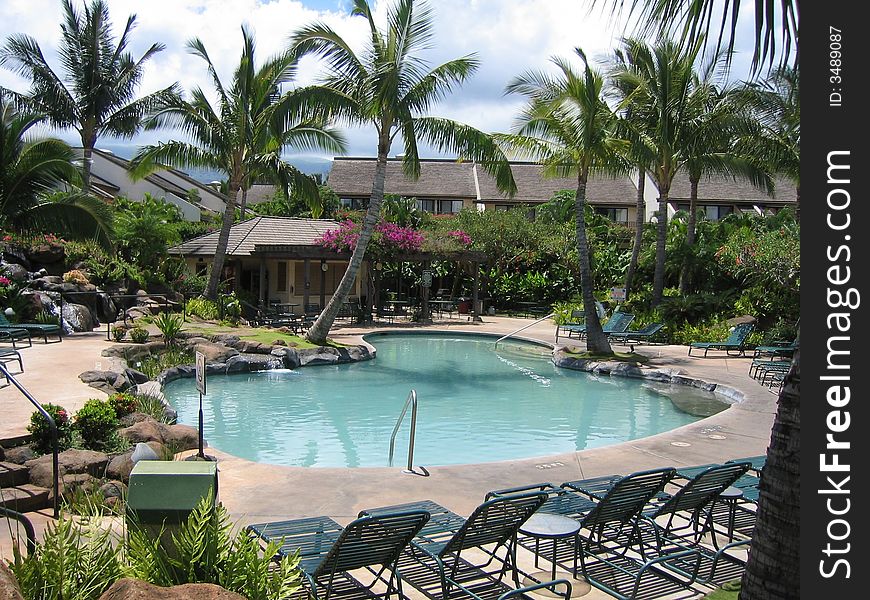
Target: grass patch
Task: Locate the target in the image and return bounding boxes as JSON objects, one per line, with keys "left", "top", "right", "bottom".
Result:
{"left": 703, "top": 579, "right": 741, "bottom": 599}
{"left": 240, "top": 329, "right": 346, "bottom": 349}
{"left": 561, "top": 349, "right": 650, "bottom": 363}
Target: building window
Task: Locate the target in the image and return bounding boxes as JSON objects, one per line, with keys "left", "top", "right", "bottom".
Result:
{"left": 705, "top": 205, "right": 733, "bottom": 220}
{"left": 416, "top": 198, "right": 464, "bottom": 214}
{"left": 276, "top": 261, "right": 287, "bottom": 292}
{"left": 418, "top": 199, "right": 435, "bottom": 212}
{"left": 595, "top": 207, "right": 629, "bottom": 224}
{"left": 495, "top": 204, "right": 511, "bottom": 212}
{"left": 340, "top": 197, "right": 366, "bottom": 210}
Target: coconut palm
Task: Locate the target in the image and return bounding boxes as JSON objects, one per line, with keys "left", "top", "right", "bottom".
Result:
{"left": 0, "top": 0, "right": 180, "bottom": 191}
{"left": 502, "top": 48, "right": 628, "bottom": 354}
{"left": 0, "top": 96, "right": 112, "bottom": 246}
{"left": 609, "top": 37, "right": 703, "bottom": 307}
{"left": 292, "top": 0, "right": 516, "bottom": 345}
{"left": 130, "top": 26, "right": 345, "bottom": 300}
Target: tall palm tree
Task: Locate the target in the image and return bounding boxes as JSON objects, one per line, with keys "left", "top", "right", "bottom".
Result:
{"left": 502, "top": 49, "right": 627, "bottom": 354}
{"left": 130, "top": 26, "right": 345, "bottom": 300}
{"left": 610, "top": 37, "right": 702, "bottom": 306}
{"left": 0, "top": 0, "right": 180, "bottom": 191}
{"left": 292, "top": 0, "right": 516, "bottom": 345}
{"left": 0, "top": 96, "right": 112, "bottom": 246}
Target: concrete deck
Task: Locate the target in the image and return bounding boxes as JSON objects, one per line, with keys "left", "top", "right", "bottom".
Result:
{"left": 2, "top": 315, "right": 778, "bottom": 590}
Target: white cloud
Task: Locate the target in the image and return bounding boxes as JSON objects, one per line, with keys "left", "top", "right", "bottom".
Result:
{"left": 1, "top": 0, "right": 763, "bottom": 164}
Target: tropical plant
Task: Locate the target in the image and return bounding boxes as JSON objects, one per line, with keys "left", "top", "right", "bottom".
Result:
{"left": 0, "top": 0, "right": 180, "bottom": 191}
{"left": 136, "top": 346, "right": 194, "bottom": 380}
{"left": 27, "top": 403, "right": 73, "bottom": 455}
{"left": 292, "top": 0, "right": 516, "bottom": 344}
{"left": 153, "top": 312, "right": 184, "bottom": 345}
{"left": 500, "top": 48, "right": 627, "bottom": 353}
{"left": 73, "top": 398, "right": 119, "bottom": 450}
{"left": 113, "top": 194, "right": 183, "bottom": 273}
{"left": 131, "top": 26, "right": 344, "bottom": 300}
{"left": 129, "top": 326, "right": 149, "bottom": 344}
{"left": 186, "top": 297, "right": 219, "bottom": 320}
{"left": 108, "top": 391, "right": 138, "bottom": 418}
{"left": 0, "top": 97, "right": 113, "bottom": 246}
{"left": 111, "top": 325, "right": 127, "bottom": 342}
{"left": 382, "top": 194, "right": 423, "bottom": 228}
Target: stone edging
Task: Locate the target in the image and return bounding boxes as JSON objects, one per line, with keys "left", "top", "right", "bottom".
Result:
{"left": 553, "top": 348, "right": 744, "bottom": 403}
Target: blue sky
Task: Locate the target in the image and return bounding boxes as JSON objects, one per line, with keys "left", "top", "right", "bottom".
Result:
{"left": 0, "top": 0, "right": 769, "bottom": 173}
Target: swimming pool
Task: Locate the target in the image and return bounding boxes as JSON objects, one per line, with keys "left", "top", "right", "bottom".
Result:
{"left": 164, "top": 333, "right": 729, "bottom": 467}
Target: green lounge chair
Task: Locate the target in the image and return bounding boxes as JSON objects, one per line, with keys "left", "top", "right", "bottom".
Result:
{"left": 0, "top": 313, "right": 62, "bottom": 343}
{"left": 362, "top": 492, "right": 552, "bottom": 600}
{"left": 0, "top": 326, "right": 32, "bottom": 349}
{"left": 687, "top": 323, "right": 754, "bottom": 357}
{"left": 752, "top": 338, "right": 798, "bottom": 359}
{"left": 607, "top": 322, "right": 665, "bottom": 345}
{"left": 247, "top": 508, "right": 430, "bottom": 600}
{"left": 559, "top": 311, "right": 635, "bottom": 342}
{"left": 0, "top": 347, "right": 24, "bottom": 381}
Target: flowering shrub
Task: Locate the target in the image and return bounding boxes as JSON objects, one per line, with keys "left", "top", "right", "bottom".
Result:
{"left": 0, "top": 276, "right": 11, "bottom": 287}
{"left": 447, "top": 230, "right": 473, "bottom": 246}
{"left": 27, "top": 403, "right": 74, "bottom": 454}
{"left": 317, "top": 220, "right": 424, "bottom": 258}
{"left": 108, "top": 392, "right": 138, "bottom": 418}
{"left": 1, "top": 231, "right": 66, "bottom": 248}
{"left": 63, "top": 269, "right": 90, "bottom": 285}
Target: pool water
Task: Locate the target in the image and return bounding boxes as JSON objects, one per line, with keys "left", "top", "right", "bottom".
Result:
{"left": 164, "top": 333, "right": 729, "bottom": 467}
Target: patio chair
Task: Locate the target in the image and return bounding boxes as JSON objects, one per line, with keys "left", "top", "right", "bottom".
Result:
{"left": 361, "top": 492, "right": 549, "bottom": 600}
{"left": 0, "top": 347, "right": 24, "bottom": 381}
{"left": 246, "top": 508, "right": 431, "bottom": 600}
{"left": 555, "top": 310, "right": 584, "bottom": 342}
{"left": 687, "top": 323, "right": 754, "bottom": 357}
{"left": 558, "top": 311, "right": 635, "bottom": 343}
{"left": 0, "top": 326, "right": 32, "bottom": 349}
{"left": 0, "top": 313, "right": 62, "bottom": 343}
{"left": 607, "top": 323, "right": 665, "bottom": 346}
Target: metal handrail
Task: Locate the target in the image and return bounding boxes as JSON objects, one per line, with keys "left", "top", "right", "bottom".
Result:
{"left": 0, "top": 507, "right": 37, "bottom": 555}
{"left": 0, "top": 364, "right": 59, "bottom": 518}
{"left": 388, "top": 390, "right": 424, "bottom": 474}
{"left": 493, "top": 313, "right": 555, "bottom": 349}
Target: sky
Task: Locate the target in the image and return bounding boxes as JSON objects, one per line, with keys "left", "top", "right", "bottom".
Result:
{"left": 0, "top": 0, "right": 765, "bottom": 175}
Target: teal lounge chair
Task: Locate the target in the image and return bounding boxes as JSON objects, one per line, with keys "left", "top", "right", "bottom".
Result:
{"left": 0, "top": 347, "right": 24, "bottom": 381}
{"left": 559, "top": 311, "right": 635, "bottom": 342}
{"left": 247, "top": 508, "right": 430, "bottom": 600}
{"left": 0, "top": 313, "right": 62, "bottom": 343}
{"left": 0, "top": 326, "right": 32, "bottom": 349}
{"left": 688, "top": 323, "right": 754, "bottom": 357}
{"left": 607, "top": 322, "right": 665, "bottom": 345}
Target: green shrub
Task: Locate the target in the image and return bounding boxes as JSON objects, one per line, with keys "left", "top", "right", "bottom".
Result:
{"left": 130, "top": 327, "right": 149, "bottom": 343}
{"left": 108, "top": 392, "right": 138, "bottom": 418}
{"left": 111, "top": 325, "right": 127, "bottom": 342}
{"left": 134, "top": 393, "right": 175, "bottom": 424}
{"left": 74, "top": 399, "right": 119, "bottom": 451}
{"left": 27, "top": 403, "right": 74, "bottom": 455}
{"left": 186, "top": 296, "right": 219, "bottom": 320}
{"left": 126, "top": 493, "right": 301, "bottom": 599}
{"left": 137, "top": 347, "right": 194, "bottom": 381}
{"left": 33, "top": 310, "right": 61, "bottom": 325}
{"left": 154, "top": 312, "right": 184, "bottom": 345}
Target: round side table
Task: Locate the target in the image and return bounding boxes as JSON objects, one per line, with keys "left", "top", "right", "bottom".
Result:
{"left": 519, "top": 513, "right": 592, "bottom": 598}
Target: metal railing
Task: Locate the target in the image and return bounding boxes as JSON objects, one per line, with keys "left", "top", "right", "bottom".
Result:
{"left": 0, "top": 364, "right": 59, "bottom": 518}
{"left": 493, "top": 313, "right": 555, "bottom": 350}
{"left": 0, "top": 507, "right": 37, "bottom": 555}
{"left": 387, "top": 390, "right": 426, "bottom": 475}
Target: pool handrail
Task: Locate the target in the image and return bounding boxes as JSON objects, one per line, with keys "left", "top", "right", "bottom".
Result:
{"left": 493, "top": 313, "right": 555, "bottom": 349}
{"left": 388, "top": 389, "right": 425, "bottom": 475}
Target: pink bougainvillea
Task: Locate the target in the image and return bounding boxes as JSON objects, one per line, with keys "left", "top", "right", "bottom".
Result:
{"left": 316, "top": 220, "right": 424, "bottom": 256}
{"left": 447, "top": 230, "right": 473, "bottom": 246}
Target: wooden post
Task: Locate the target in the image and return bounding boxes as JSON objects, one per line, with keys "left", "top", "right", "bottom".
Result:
{"left": 303, "top": 258, "right": 311, "bottom": 310}
{"left": 471, "top": 261, "right": 481, "bottom": 322}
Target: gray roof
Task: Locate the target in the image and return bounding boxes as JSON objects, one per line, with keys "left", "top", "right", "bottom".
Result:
{"left": 475, "top": 164, "right": 637, "bottom": 205}
{"left": 169, "top": 216, "right": 341, "bottom": 256}
{"left": 667, "top": 173, "right": 797, "bottom": 204}
{"left": 328, "top": 157, "right": 477, "bottom": 198}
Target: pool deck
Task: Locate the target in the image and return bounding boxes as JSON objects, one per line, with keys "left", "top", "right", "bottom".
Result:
{"left": 1, "top": 315, "right": 778, "bottom": 579}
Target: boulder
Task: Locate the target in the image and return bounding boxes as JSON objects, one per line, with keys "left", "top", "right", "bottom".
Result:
{"left": 298, "top": 347, "right": 341, "bottom": 366}
{"left": 26, "top": 243, "right": 64, "bottom": 264}
{"left": 26, "top": 448, "right": 109, "bottom": 479}
{"left": 0, "top": 561, "right": 24, "bottom": 600}
{"left": 106, "top": 451, "right": 134, "bottom": 481}
{"left": 0, "top": 446, "right": 4, "bottom": 461}
{"left": 146, "top": 441, "right": 171, "bottom": 460}
{"left": 119, "top": 418, "right": 166, "bottom": 445}
{"left": 100, "top": 480, "right": 127, "bottom": 500}
{"left": 726, "top": 314, "right": 756, "bottom": 326}
{"left": 78, "top": 370, "right": 133, "bottom": 394}
{"left": 271, "top": 347, "right": 300, "bottom": 369}
{"left": 98, "top": 579, "right": 247, "bottom": 600}
{"left": 2, "top": 445, "right": 35, "bottom": 464}
{"left": 2, "top": 262, "right": 29, "bottom": 282}
{"left": 26, "top": 461, "right": 66, "bottom": 489}
{"left": 162, "top": 424, "right": 199, "bottom": 451}
{"left": 59, "top": 473, "right": 98, "bottom": 499}
{"left": 194, "top": 342, "right": 239, "bottom": 364}
{"left": 62, "top": 302, "right": 96, "bottom": 332}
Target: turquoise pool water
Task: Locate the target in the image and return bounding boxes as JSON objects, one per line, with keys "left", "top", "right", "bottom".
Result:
{"left": 164, "top": 333, "right": 728, "bottom": 467}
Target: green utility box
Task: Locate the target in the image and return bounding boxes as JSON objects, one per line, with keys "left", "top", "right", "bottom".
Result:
{"left": 127, "top": 461, "right": 218, "bottom": 535}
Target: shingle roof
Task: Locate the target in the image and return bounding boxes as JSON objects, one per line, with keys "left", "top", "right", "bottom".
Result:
{"left": 169, "top": 216, "right": 340, "bottom": 256}
{"left": 475, "top": 163, "right": 638, "bottom": 205}
{"left": 667, "top": 173, "right": 797, "bottom": 203}
{"left": 328, "top": 157, "right": 477, "bottom": 198}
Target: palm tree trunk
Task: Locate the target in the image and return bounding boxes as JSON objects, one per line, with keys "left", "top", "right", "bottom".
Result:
{"left": 575, "top": 177, "right": 611, "bottom": 354}
{"left": 306, "top": 140, "right": 389, "bottom": 344}
{"left": 651, "top": 194, "right": 669, "bottom": 307}
{"left": 678, "top": 177, "right": 699, "bottom": 295}
{"left": 205, "top": 181, "right": 241, "bottom": 299}
{"left": 624, "top": 166, "right": 646, "bottom": 299}
{"left": 740, "top": 348, "right": 800, "bottom": 599}
{"left": 239, "top": 187, "right": 249, "bottom": 221}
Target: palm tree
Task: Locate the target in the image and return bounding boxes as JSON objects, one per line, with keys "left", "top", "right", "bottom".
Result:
{"left": 292, "top": 0, "right": 516, "bottom": 345}
{"left": 130, "top": 26, "right": 345, "bottom": 300}
{"left": 502, "top": 49, "right": 627, "bottom": 354}
{"left": 0, "top": 96, "right": 112, "bottom": 246}
{"left": 610, "top": 37, "right": 703, "bottom": 306}
{"left": 0, "top": 0, "right": 180, "bottom": 191}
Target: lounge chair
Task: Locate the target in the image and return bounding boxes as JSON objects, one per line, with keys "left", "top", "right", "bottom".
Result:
{"left": 687, "top": 323, "right": 754, "bottom": 357}
{"left": 362, "top": 492, "right": 550, "bottom": 600}
{"left": 0, "top": 326, "right": 32, "bottom": 349}
{"left": 0, "top": 313, "right": 62, "bottom": 343}
{"left": 558, "top": 311, "right": 635, "bottom": 343}
{"left": 246, "top": 508, "right": 430, "bottom": 600}
{"left": 607, "top": 323, "right": 665, "bottom": 346}
{"left": 0, "top": 347, "right": 24, "bottom": 381}
{"left": 492, "top": 468, "right": 702, "bottom": 600}
{"left": 555, "top": 310, "right": 584, "bottom": 341}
